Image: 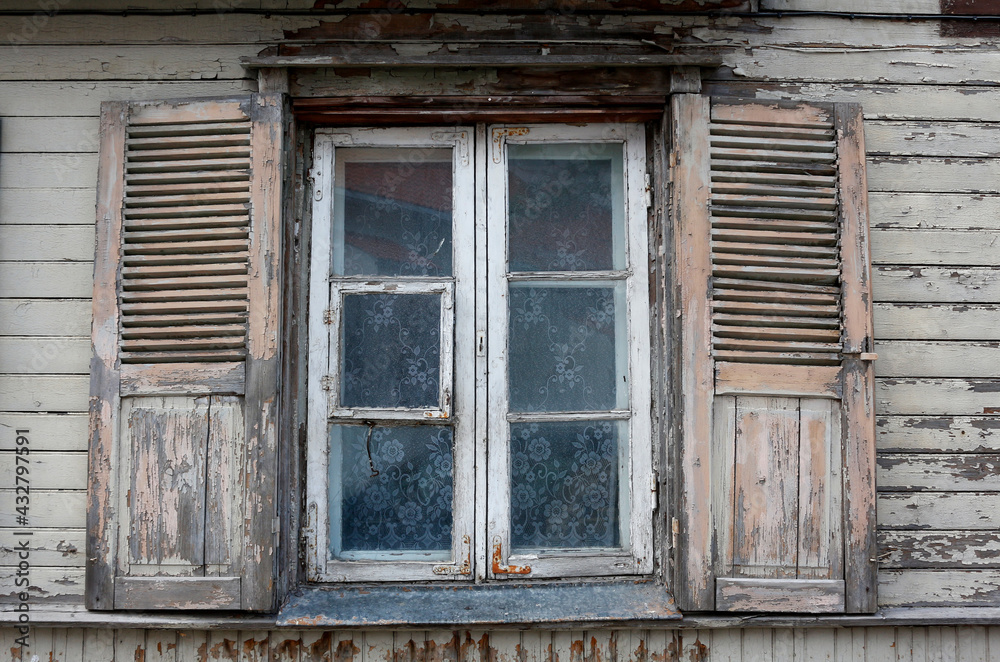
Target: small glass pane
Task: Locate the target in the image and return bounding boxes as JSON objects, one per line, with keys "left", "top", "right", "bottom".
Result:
{"left": 334, "top": 148, "right": 453, "bottom": 277}
{"left": 507, "top": 143, "right": 624, "bottom": 272}
{"left": 331, "top": 424, "right": 453, "bottom": 557}
{"left": 508, "top": 283, "right": 625, "bottom": 412}
{"left": 341, "top": 293, "right": 441, "bottom": 409}
{"left": 510, "top": 420, "right": 625, "bottom": 551}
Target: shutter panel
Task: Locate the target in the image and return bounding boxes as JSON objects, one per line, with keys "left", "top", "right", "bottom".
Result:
{"left": 87, "top": 96, "right": 283, "bottom": 611}
{"left": 672, "top": 96, "right": 876, "bottom": 613}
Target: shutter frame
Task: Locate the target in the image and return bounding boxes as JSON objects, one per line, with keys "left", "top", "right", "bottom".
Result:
{"left": 86, "top": 95, "right": 284, "bottom": 611}
{"left": 671, "top": 96, "right": 877, "bottom": 613}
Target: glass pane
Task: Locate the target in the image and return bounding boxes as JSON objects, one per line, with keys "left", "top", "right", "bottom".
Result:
{"left": 509, "top": 421, "right": 625, "bottom": 550}
{"left": 341, "top": 293, "right": 441, "bottom": 409}
{"left": 508, "top": 283, "right": 625, "bottom": 412}
{"left": 507, "top": 143, "right": 624, "bottom": 272}
{"left": 331, "top": 424, "right": 453, "bottom": 556}
{"left": 334, "top": 148, "right": 453, "bottom": 277}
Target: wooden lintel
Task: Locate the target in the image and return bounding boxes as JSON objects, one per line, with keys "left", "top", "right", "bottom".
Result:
{"left": 115, "top": 577, "right": 241, "bottom": 610}
{"left": 716, "top": 578, "right": 846, "bottom": 613}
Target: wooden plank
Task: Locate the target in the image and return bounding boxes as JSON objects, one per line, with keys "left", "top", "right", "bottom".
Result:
{"left": 716, "top": 578, "right": 845, "bottom": 612}
{"left": 0, "top": 118, "right": 99, "bottom": 153}
{"left": 876, "top": 342, "right": 1000, "bottom": 379}
{"left": 0, "top": 452, "right": 86, "bottom": 490}
{"left": 208, "top": 630, "right": 241, "bottom": 661}
{"left": 865, "top": 121, "right": 1000, "bottom": 158}
{"left": 877, "top": 454, "right": 1000, "bottom": 492}
{"left": 176, "top": 630, "right": 209, "bottom": 662}
{"left": 0, "top": 154, "right": 97, "bottom": 189}
{"left": 205, "top": 396, "right": 243, "bottom": 575}
{"left": 144, "top": 629, "right": 177, "bottom": 662}
{"left": 868, "top": 157, "right": 1000, "bottom": 194}
{"left": 877, "top": 378, "right": 1000, "bottom": 416}
{"left": 0, "top": 338, "right": 90, "bottom": 374}
{"left": 874, "top": 304, "right": 1000, "bottom": 341}
{"left": 0, "top": 375, "right": 89, "bottom": 412}
{"left": 115, "top": 576, "right": 241, "bottom": 610}
{"left": 0, "top": 301, "right": 92, "bottom": 336}
{"left": 872, "top": 230, "right": 1000, "bottom": 267}
{"left": 879, "top": 570, "right": 1000, "bottom": 608}
{"left": 870, "top": 193, "right": 1000, "bottom": 231}
{"left": 877, "top": 416, "right": 1000, "bottom": 453}
{"left": 762, "top": 0, "right": 940, "bottom": 10}
{"left": 711, "top": 397, "right": 737, "bottom": 578}
{"left": 0, "top": 528, "right": 83, "bottom": 571}
{"left": 0, "top": 567, "right": 84, "bottom": 599}
{"left": 798, "top": 398, "right": 842, "bottom": 580}
{"left": 732, "top": 396, "right": 799, "bottom": 579}
{"left": 873, "top": 267, "right": 1000, "bottom": 304}
{"left": 0, "top": 414, "right": 88, "bottom": 451}
{"left": 716, "top": 362, "right": 841, "bottom": 398}
{"left": 878, "top": 531, "right": 1000, "bottom": 569}
{"left": 0, "top": 226, "right": 95, "bottom": 262}
{"left": 0, "top": 189, "right": 96, "bottom": 225}
{"left": 120, "top": 362, "right": 245, "bottom": 396}
{"left": 0, "top": 263, "right": 94, "bottom": 298}
{"left": 878, "top": 493, "right": 1000, "bottom": 530}
{"left": 116, "top": 629, "right": 145, "bottom": 662}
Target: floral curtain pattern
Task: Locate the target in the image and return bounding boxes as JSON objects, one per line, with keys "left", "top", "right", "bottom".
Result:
{"left": 336, "top": 424, "right": 454, "bottom": 552}
{"left": 341, "top": 293, "right": 441, "bottom": 409}
{"left": 509, "top": 421, "right": 622, "bottom": 549}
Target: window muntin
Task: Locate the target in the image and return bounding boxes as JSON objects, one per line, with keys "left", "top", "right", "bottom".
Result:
{"left": 307, "top": 124, "right": 651, "bottom": 583}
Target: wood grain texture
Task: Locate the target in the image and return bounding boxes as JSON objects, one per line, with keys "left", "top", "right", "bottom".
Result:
{"left": 876, "top": 342, "right": 1000, "bottom": 378}
{"left": 879, "top": 531, "right": 1000, "bottom": 569}
{"left": 877, "top": 378, "right": 1000, "bottom": 416}
{"left": 877, "top": 415, "right": 1000, "bottom": 453}
{"left": 0, "top": 301, "right": 92, "bottom": 336}
{"left": 877, "top": 454, "right": 1000, "bottom": 492}
{"left": 869, "top": 193, "right": 1000, "bottom": 231}
{"left": 878, "top": 493, "right": 1000, "bottom": 530}
{"left": 716, "top": 578, "right": 845, "bottom": 613}
{"left": 875, "top": 304, "right": 1000, "bottom": 341}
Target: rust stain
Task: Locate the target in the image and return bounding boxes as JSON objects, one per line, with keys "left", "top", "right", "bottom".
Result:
{"left": 491, "top": 537, "right": 531, "bottom": 575}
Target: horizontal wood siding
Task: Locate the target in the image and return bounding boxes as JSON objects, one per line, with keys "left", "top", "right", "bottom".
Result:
{"left": 1, "top": 5, "right": 1000, "bottom": 614}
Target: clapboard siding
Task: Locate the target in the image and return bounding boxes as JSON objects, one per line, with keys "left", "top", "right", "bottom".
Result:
{"left": 0, "top": 626, "right": 997, "bottom": 661}
{"left": 0, "top": 375, "right": 90, "bottom": 412}
{"left": 0, "top": 414, "right": 88, "bottom": 451}
{"left": 0, "top": 45, "right": 252, "bottom": 81}
{"left": 0, "top": 301, "right": 92, "bottom": 336}
{"left": 0, "top": 81, "right": 251, "bottom": 116}
{"left": 0, "top": 528, "right": 84, "bottom": 567}
{"left": 0, "top": 226, "right": 95, "bottom": 262}
{"left": 0, "top": 189, "right": 100, "bottom": 225}
{"left": 876, "top": 342, "right": 1000, "bottom": 378}
{"left": 879, "top": 493, "right": 1000, "bottom": 530}
{"left": 870, "top": 193, "right": 1000, "bottom": 230}
{"left": 0, "top": 117, "right": 98, "bottom": 153}
{"left": 878, "top": 416, "right": 1000, "bottom": 453}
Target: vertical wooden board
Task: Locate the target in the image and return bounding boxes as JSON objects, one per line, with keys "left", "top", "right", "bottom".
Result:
{"left": 865, "top": 628, "right": 896, "bottom": 662}
{"left": 363, "top": 631, "right": 394, "bottom": 662}
{"left": 206, "top": 395, "right": 244, "bottom": 573}
{"left": 460, "top": 630, "right": 488, "bottom": 662}
{"left": 63, "top": 628, "right": 86, "bottom": 662}
{"left": 239, "top": 630, "right": 270, "bottom": 662}
{"left": 989, "top": 628, "right": 1000, "bottom": 662}
{"left": 551, "top": 631, "right": 574, "bottom": 662}
{"left": 798, "top": 399, "right": 843, "bottom": 580}
{"left": 732, "top": 396, "right": 800, "bottom": 578}
{"left": 671, "top": 93, "right": 715, "bottom": 610}
{"left": 177, "top": 630, "right": 209, "bottom": 662}
{"left": 909, "top": 627, "right": 928, "bottom": 662}
{"left": 956, "top": 627, "right": 987, "bottom": 662}
{"left": 517, "top": 631, "right": 545, "bottom": 662}
{"left": 925, "top": 627, "right": 951, "bottom": 662}
{"left": 896, "top": 627, "right": 914, "bottom": 662}
{"left": 301, "top": 631, "right": 333, "bottom": 662}
{"left": 708, "top": 630, "right": 740, "bottom": 662}
{"left": 117, "top": 629, "right": 146, "bottom": 662}
{"left": 208, "top": 630, "right": 240, "bottom": 661}
{"left": 832, "top": 628, "right": 854, "bottom": 662}
{"left": 490, "top": 631, "right": 520, "bottom": 662}
{"left": 678, "top": 630, "right": 708, "bottom": 662}
{"left": 644, "top": 629, "right": 668, "bottom": 662}
{"left": 741, "top": 629, "right": 771, "bottom": 662}
{"left": 711, "top": 396, "right": 737, "bottom": 576}
{"left": 273, "top": 631, "right": 303, "bottom": 662}
{"left": 145, "top": 629, "right": 178, "bottom": 662}
{"left": 397, "top": 630, "right": 428, "bottom": 662}
{"left": 83, "top": 628, "right": 115, "bottom": 662}
{"left": 125, "top": 396, "right": 209, "bottom": 572}
{"left": 801, "top": 628, "right": 835, "bottom": 662}
{"left": 31, "top": 628, "right": 54, "bottom": 662}
{"left": 586, "top": 630, "right": 612, "bottom": 662}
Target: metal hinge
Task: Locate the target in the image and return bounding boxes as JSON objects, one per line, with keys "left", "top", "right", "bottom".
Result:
{"left": 323, "top": 309, "right": 334, "bottom": 325}
{"left": 320, "top": 375, "right": 334, "bottom": 391}
{"left": 651, "top": 469, "right": 659, "bottom": 512}
{"left": 491, "top": 536, "right": 531, "bottom": 575}
{"left": 671, "top": 517, "right": 679, "bottom": 551}
{"left": 645, "top": 173, "right": 653, "bottom": 209}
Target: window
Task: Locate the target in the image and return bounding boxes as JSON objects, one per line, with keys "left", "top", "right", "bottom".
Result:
{"left": 306, "top": 124, "right": 653, "bottom": 582}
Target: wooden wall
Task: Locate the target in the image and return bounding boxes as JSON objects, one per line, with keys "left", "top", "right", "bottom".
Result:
{"left": 3, "top": 0, "right": 1000, "bottom": 624}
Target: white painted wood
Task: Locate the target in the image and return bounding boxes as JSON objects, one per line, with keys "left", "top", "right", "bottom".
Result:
{"left": 877, "top": 378, "right": 1000, "bottom": 416}
{"left": 873, "top": 267, "right": 1000, "bottom": 304}
{"left": 0, "top": 566, "right": 84, "bottom": 598}
{"left": 872, "top": 230, "right": 1000, "bottom": 267}
{"left": 0, "top": 226, "right": 96, "bottom": 262}
{"left": 474, "top": 123, "right": 490, "bottom": 583}
{"left": 865, "top": 122, "right": 1000, "bottom": 158}
{"left": 0, "top": 189, "right": 97, "bottom": 226}
{"left": 0, "top": 81, "right": 251, "bottom": 117}
{"left": 878, "top": 493, "right": 1000, "bottom": 530}
{"left": 877, "top": 415, "right": 1000, "bottom": 453}
{"left": 878, "top": 454, "right": 1000, "bottom": 492}
{"left": 870, "top": 193, "right": 1000, "bottom": 231}
{"left": 0, "top": 337, "right": 90, "bottom": 374}
{"left": 0, "top": 451, "right": 86, "bottom": 490}
{"left": 879, "top": 531, "right": 1000, "bottom": 569}
{"left": 0, "top": 118, "right": 99, "bottom": 153}
{"left": 0, "top": 45, "right": 252, "bottom": 81}
{"left": 868, "top": 158, "right": 1000, "bottom": 194}
{"left": 0, "top": 263, "right": 93, "bottom": 298}
{"left": 0, "top": 414, "right": 88, "bottom": 451}
{"left": 876, "top": 342, "right": 1000, "bottom": 378}
{"left": 0, "top": 528, "right": 84, "bottom": 567}
{"left": 761, "top": 0, "right": 940, "bottom": 10}
{"left": 875, "top": 304, "right": 1000, "bottom": 341}
{"left": 880, "top": 570, "right": 1000, "bottom": 608}
{"left": 0, "top": 153, "right": 97, "bottom": 189}
{"left": 0, "top": 375, "right": 89, "bottom": 412}
{"left": 0, "top": 301, "right": 92, "bottom": 336}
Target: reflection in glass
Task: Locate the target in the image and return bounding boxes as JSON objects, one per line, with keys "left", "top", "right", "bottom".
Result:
{"left": 341, "top": 293, "right": 441, "bottom": 409}
{"left": 509, "top": 420, "right": 625, "bottom": 550}
{"left": 334, "top": 148, "right": 453, "bottom": 277}
{"left": 507, "top": 143, "right": 624, "bottom": 272}
{"left": 508, "top": 283, "right": 625, "bottom": 413}
{"left": 332, "top": 424, "right": 453, "bottom": 555}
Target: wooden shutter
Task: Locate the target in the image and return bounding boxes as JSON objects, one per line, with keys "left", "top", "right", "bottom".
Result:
{"left": 671, "top": 97, "right": 876, "bottom": 613}
{"left": 87, "top": 96, "right": 283, "bottom": 611}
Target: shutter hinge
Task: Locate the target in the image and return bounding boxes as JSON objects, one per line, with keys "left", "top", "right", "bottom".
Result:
{"left": 842, "top": 351, "right": 878, "bottom": 361}
{"left": 273, "top": 517, "right": 280, "bottom": 535}
{"left": 651, "top": 469, "right": 659, "bottom": 512}
{"left": 644, "top": 173, "right": 653, "bottom": 209}
{"left": 671, "top": 517, "right": 679, "bottom": 551}
{"left": 321, "top": 375, "right": 334, "bottom": 391}
{"left": 323, "top": 309, "right": 334, "bottom": 325}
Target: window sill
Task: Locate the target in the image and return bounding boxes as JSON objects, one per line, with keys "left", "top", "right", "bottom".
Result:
{"left": 276, "top": 581, "right": 681, "bottom": 627}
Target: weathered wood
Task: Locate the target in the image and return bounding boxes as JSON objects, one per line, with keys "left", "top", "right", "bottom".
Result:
{"left": 0, "top": 117, "right": 99, "bottom": 152}
{"left": 872, "top": 230, "right": 1000, "bottom": 267}
{"left": 0, "top": 301, "right": 92, "bottom": 336}
{"left": 672, "top": 93, "right": 715, "bottom": 611}
{"left": 0, "top": 452, "right": 86, "bottom": 490}
{"left": 865, "top": 121, "right": 1000, "bottom": 158}
{"left": 761, "top": 0, "right": 940, "bottom": 11}
{"left": 878, "top": 531, "right": 1000, "bottom": 569}
{"left": 878, "top": 493, "right": 1000, "bottom": 530}
{"left": 0, "top": 189, "right": 96, "bottom": 226}
{"left": 0, "top": 490, "right": 85, "bottom": 528}
{"left": 870, "top": 193, "right": 1000, "bottom": 231}
{"left": 873, "top": 267, "right": 1000, "bottom": 304}
{"left": 0, "top": 263, "right": 93, "bottom": 298}
{"left": 0, "top": 153, "right": 97, "bottom": 189}
{"left": 877, "top": 415, "right": 1000, "bottom": 453}
{"left": 798, "top": 398, "right": 842, "bottom": 581}
{"left": 877, "top": 454, "right": 1000, "bottom": 492}
{"left": 879, "top": 570, "right": 1000, "bottom": 608}
{"left": 876, "top": 341, "right": 1000, "bottom": 378}
{"left": 716, "top": 362, "right": 841, "bottom": 398}
{"left": 875, "top": 304, "right": 1000, "bottom": 340}
{"left": 0, "top": 414, "right": 88, "bottom": 451}
{"left": 716, "top": 578, "right": 845, "bottom": 613}
{"left": 0, "top": 81, "right": 251, "bottom": 117}
{"left": 0, "top": 528, "right": 84, "bottom": 567}
{"left": 0, "top": 567, "right": 84, "bottom": 599}
{"left": 115, "top": 577, "right": 241, "bottom": 610}
{"left": 0, "top": 337, "right": 90, "bottom": 374}
{"left": 877, "top": 378, "right": 1000, "bottom": 416}
{"left": 0, "top": 375, "right": 89, "bottom": 412}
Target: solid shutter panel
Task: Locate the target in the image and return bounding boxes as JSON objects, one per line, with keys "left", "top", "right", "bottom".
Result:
{"left": 87, "top": 96, "right": 283, "bottom": 611}
{"left": 672, "top": 96, "right": 876, "bottom": 613}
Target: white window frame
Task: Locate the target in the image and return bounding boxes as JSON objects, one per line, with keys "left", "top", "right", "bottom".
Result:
{"left": 306, "top": 127, "right": 476, "bottom": 582}
{"left": 306, "top": 123, "right": 652, "bottom": 583}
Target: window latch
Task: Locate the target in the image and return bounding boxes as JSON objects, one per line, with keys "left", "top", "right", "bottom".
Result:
{"left": 491, "top": 536, "right": 531, "bottom": 575}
